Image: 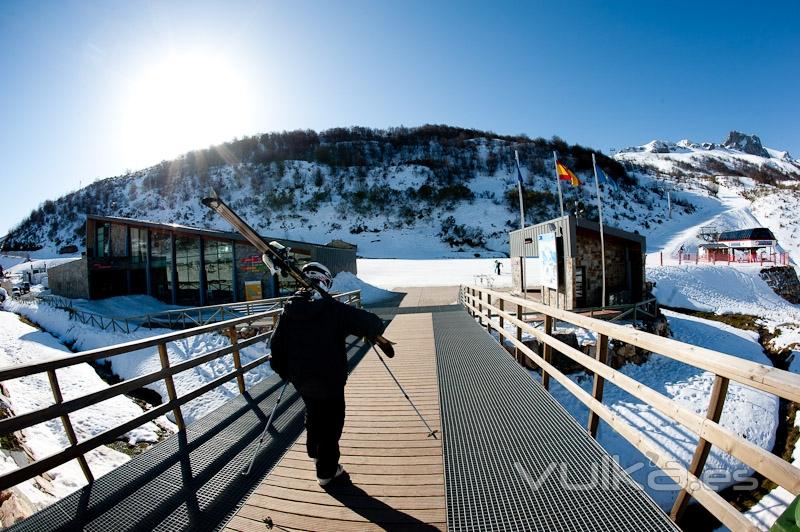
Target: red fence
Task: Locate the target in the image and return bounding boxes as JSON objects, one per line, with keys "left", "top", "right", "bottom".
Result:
{"left": 673, "top": 251, "right": 791, "bottom": 266}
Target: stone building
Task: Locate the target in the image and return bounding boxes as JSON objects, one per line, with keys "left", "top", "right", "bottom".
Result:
{"left": 47, "top": 215, "right": 357, "bottom": 305}
{"left": 509, "top": 215, "right": 646, "bottom": 310}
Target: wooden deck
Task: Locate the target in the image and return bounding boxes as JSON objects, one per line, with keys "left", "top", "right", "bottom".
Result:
{"left": 225, "top": 312, "right": 445, "bottom": 532}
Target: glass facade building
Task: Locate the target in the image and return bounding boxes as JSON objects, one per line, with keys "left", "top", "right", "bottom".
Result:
{"left": 80, "top": 215, "right": 357, "bottom": 306}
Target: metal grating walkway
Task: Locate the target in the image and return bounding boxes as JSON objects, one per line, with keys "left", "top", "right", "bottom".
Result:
{"left": 433, "top": 310, "right": 678, "bottom": 531}
{"left": 7, "top": 338, "right": 372, "bottom": 532}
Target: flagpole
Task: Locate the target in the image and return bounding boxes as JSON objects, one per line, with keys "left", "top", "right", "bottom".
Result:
{"left": 592, "top": 153, "right": 607, "bottom": 307}
{"left": 553, "top": 151, "right": 565, "bottom": 217}
{"left": 515, "top": 150, "right": 528, "bottom": 300}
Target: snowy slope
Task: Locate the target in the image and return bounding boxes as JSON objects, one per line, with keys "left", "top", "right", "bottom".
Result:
{"left": 0, "top": 310, "right": 165, "bottom": 502}
{"left": 615, "top": 132, "right": 800, "bottom": 266}
{"left": 4, "top": 299, "right": 274, "bottom": 425}
{"left": 3, "top": 127, "right": 696, "bottom": 259}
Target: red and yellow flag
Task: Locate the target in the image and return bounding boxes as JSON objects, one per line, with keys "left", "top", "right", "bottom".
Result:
{"left": 556, "top": 161, "right": 581, "bottom": 186}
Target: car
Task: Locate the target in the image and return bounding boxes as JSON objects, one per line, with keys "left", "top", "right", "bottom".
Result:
{"left": 11, "top": 287, "right": 22, "bottom": 298}
{"left": 0, "top": 287, "right": 6, "bottom": 303}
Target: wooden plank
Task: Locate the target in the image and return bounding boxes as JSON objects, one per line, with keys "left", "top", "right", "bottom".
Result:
{"left": 261, "top": 475, "right": 445, "bottom": 498}
{"left": 229, "top": 510, "right": 445, "bottom": 532}
{"left": 587, "top": 333, "right": 609, "bottom": 437}
{"left": 671, "top": 375, "right": 730, "bottom": 522}
{"left": 476, "top": 287, "right": 800, "bottom": 402}
{"left": 158, "top": 342, "right": 185, "bottom": 430}
{"left": 542, "top": 314, "right": 553, "bottom": 390}
{"left": 279, "top": 458, "right": 443, "bottom": 476}
{"left": 240, "top": 496, "right": 444, "bottom": 523}
{"left": 228, "top": 312, "right": 445, "bottom": 530}
{"left": 254, "top": 484, "right": 445, "bottom": 510}
{"left": 284, "top": 450, "right": 443, "bottom": 466}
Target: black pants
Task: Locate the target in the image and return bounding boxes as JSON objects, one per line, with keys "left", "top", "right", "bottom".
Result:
{"left": 302, "top": 389, "right": 345, "bottom": 479}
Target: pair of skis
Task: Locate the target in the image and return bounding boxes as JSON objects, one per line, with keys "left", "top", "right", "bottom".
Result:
{"left": 201, "top": 196, "right": 436, "bottom": 476}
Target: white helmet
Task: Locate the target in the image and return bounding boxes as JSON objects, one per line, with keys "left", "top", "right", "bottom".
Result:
{"left": 301, "top": 262, "right": 333, "bottom": 291}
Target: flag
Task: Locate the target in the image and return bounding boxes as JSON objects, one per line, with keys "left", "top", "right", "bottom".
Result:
{"left": 514, "top": 151, "right": 524, "bottom": 184}
{"left": 555, "top": 161, "right": 581, "bottom": 186}
{"left": 594, "top": 164, "right": 619, "bottom": 191}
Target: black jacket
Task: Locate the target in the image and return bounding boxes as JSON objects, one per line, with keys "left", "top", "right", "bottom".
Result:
{"left": 269, "top": 293, "right": 386, "bottom": 398}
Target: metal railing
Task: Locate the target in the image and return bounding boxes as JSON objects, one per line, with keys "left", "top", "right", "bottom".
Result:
{"left": 0, "top": 289, "right": 362, "bottom": 494}
{"left": 35, "top": 291, "right": 362, "bottom": 334}
{"left": 461, "top": 285, "right": 800, "bottom": 532}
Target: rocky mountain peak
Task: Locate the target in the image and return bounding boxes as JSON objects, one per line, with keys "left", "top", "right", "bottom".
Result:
{"left": 723, "top": 131, "right": 770, "bottom": 158}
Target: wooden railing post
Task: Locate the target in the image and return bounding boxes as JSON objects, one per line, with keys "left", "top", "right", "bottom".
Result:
{"left": 47, "top": 369, "right": 94, "bottom": 484}
{"left": 228, "top": 326, "right": 246, "bottom": 394}
{"left": 587, "top": 334, "right": 609, "bottom": 437}
{"left": 515, "top": 303, "right": 522, "bottom": 361}
{"left": 499, "top": 298, "right": 504, "bottom": 332}
{"left": 542, "top": 315, "right": 554, "bottom": 390}
{"left": 670, "top": 375, "right": 730, "bottom": 522}
{"left": 486, "top": 293, "right": 492, "bottom": 333}
{"left": 157, "top": 343, "right": 186, "bottom": 431}
{"left": 477, "top": 290, "right": 484, "bottom": 325}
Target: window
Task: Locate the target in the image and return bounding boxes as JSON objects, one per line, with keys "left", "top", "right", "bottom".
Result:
{"left": 175, "top": 237, "right": 201, "bottom": 305}
{"left": 130, "top": 227, "right": 148, "bottom": 264}
{"left": 96, "top": 223, "right": 111, "bottom": 258}
{"left": 150, "top": 232, "right": 172, "bottom": 302}
{"left": 204, "top": 240, "right": 234, "bottom": 304}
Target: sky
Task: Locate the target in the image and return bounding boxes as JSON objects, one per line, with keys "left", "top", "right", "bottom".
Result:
{"left": 1, "top": 0, "right": 798, "bottom": 235}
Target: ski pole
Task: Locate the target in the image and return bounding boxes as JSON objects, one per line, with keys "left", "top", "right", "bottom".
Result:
{"left": 368, "top": 340, "right": 438, "bottom": 439}
{"left": 243, "top": 380, "right": 289, "bottom": 476}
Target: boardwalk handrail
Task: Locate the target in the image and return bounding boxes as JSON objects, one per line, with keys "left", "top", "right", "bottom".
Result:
{"left": 36, "top": 290, "right": 362, "bottom": 332}
{"left": 0, "top": 290, "right": 362, "bottom": 495}
{"left": 461, "top": 285, "right": 800, "bottom": 532}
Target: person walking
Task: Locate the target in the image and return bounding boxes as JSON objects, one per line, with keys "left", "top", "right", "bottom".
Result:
{"left": 494, "top": 260, "right": 502, "bottom": 275}
{"left": 268, "top": 262, "right": 387, "bottom": 487}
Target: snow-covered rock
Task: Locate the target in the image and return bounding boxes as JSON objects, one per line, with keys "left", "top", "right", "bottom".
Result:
{"left": 723, "top": 130, "right": 771, "bottom": 158}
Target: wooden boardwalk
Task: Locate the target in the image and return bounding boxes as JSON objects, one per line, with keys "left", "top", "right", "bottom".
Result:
{"left": 225, "top": 312, "right": 445, "bottom": 532}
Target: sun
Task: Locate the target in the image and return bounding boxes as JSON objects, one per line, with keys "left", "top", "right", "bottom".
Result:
{"left": 121, "top": 53, "right": 252, "bottom": 168}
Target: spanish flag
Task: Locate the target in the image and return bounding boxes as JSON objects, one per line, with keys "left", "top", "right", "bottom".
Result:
{"left": 556, "top": 161, "right": 581, "bottom": 186}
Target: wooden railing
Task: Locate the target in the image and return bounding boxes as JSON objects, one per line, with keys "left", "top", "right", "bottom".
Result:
{"left": 0, "top": 311, "right": 276, "bottom": 492}
{"left": 461, "top": 285, "right": 800, "bottom": 532}
{"left": 0, "top": 290, "right": 359, "bottom": 494}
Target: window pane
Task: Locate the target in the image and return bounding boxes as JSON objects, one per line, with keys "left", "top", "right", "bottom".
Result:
{"left": 150, "top": 232, "right": 172, "bottom": 302}
{"left": 175, "top": 237, "right": 201, "bottom": 305}
{"left": 204, "top": 240, "right": 233, "bottom": 304}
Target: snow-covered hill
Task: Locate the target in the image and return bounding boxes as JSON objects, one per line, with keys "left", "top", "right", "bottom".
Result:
{"left": 614, "top": 131, "right": 800, "bottom": 264}
{"left": 4, "top": 126, "right": 695, "bottom": 258}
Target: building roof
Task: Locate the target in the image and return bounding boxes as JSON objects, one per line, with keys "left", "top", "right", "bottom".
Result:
{"left": 717, "top": 228, "right": 776, "bottom": 242}
{"left": 509, "top": 215, "right": 646, "bottom": 245}
{"left": 86, "top": 214, "right": 354, "bottom": 252}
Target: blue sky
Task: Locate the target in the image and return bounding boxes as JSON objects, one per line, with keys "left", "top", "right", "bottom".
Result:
{"left": 1, "top": 0, "right": 798, "bottom": 234}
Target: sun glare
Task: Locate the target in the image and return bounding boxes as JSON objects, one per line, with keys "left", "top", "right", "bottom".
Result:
{"left": 121, "top": 53, "right": 252, "bottom": 168}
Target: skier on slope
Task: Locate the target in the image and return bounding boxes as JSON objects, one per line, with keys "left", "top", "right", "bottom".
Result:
{"left": 268, "top": 262, "right": 387, "bottom": 487}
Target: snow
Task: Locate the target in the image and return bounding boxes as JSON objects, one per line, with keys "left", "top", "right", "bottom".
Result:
{"left": 0, "top": 254, "right": 26, "bottom": 271}
{"left": 70, "top": 295, "right": 182, "bottom": 318}
{"left": 543, "top": 309, "right": 778, "bottom": 511}
{"left": 331, "top": 272, "right": 399, "bottom": 305}
{"left": 648, "top": 264, "right": 800, "bottom": 351}
{"left": 4, "top": 257, "right": 79, "bottom": 275}
{"left": 0, "top": 310, "right": 163, "bottom": 499}
{"left": 357, "top": 258, "right": 513, "bottom": 289}
{"left": 3, "top": 299, "right": 274, "bottom": 426}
